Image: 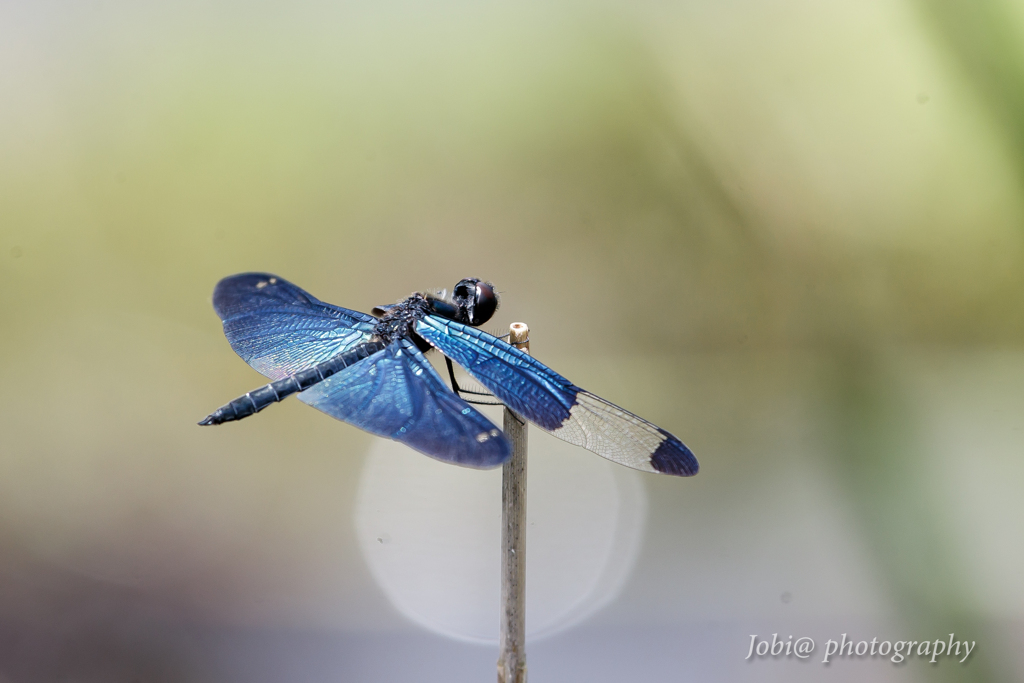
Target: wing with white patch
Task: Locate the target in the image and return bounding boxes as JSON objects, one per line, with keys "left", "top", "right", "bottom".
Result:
{"left": 414, "top": 316, "right": 698, "bottom": 476}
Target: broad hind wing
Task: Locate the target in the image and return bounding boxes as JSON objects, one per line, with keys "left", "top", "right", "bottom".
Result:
{"left": 297, "top": 337, "right": 511, "bottom": 468}
{"left": 211, "top": 273, "right": 377, "bottom": 380}
{"left": 415, "top": 317, "right": 698, "bottom": 476}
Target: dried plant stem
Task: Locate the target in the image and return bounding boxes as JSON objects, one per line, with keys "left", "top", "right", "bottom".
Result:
{"left": 498, "top": 322, "right": 529, "bottom": 683}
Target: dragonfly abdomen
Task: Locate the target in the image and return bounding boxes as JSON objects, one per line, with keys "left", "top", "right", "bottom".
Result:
{"left": 199, "top": 340, "right": 387, "bottom": 425}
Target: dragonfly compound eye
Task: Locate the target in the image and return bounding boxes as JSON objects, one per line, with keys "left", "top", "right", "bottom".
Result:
{"left": 453, "top": 278, "right": 498, "bottom": 326}
{"left": 470, "top": 281, "right": 498, "bottom": 326}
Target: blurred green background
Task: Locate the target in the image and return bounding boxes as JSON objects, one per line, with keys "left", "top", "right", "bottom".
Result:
{"left": 2, "top": 1, "right": 1023, "bottom": 681}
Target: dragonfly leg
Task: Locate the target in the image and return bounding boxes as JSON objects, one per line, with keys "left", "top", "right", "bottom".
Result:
{"left": 445, "top": 356, "right": 463, "bottom": 397}
{"left": 445, "top": 356, "right": 505, "bottom": 406}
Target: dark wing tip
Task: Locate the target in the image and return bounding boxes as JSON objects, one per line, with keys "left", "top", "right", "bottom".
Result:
{"left": 480, "top": 433, "right": 513, "bottom": 468}
{"left": 650, "top": 431, "right": 699, "bottom": 476}
{"left": 212, "top": 272, "right": 279, "bottom": 292}
{"left": 421, "top": 431, "right": 512, "bottom": 470}
{"left": 211, "top": 272, "right": 289, "bottom": 318}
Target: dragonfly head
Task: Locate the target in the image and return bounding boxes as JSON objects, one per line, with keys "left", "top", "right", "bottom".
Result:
{"left": 453, "top": 278, "right": 498, "bottom": 326}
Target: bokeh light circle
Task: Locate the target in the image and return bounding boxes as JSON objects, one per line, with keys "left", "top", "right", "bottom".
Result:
{"left": 354, "top": 427, "right": 647, "bottom": 643}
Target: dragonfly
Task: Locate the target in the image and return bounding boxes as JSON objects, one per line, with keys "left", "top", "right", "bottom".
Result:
{"left": 199, "top": 273, "right": 698, "bottom": 477}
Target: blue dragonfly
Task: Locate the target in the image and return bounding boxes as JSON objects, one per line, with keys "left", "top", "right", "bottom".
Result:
{"left": 199, "top": 273, "right": 698, "bottom": 476}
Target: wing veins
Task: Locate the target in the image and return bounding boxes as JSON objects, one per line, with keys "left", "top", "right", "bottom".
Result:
{"left": 415, "top": 315, "right": 697, "bottom": 475}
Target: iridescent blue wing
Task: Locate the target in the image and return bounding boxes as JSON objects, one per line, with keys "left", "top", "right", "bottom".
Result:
{"left": 297, "top": 337, "right": 511, "bottom": 468}
{"left": 415, "top": 317, "right": 698, "bottom": 476}
{"left": 212, "top": 273, "right": 377, "bottom": 380}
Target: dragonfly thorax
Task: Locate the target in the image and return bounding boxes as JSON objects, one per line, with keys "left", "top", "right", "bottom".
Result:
{"left": 373, "top": 293, "right": 432, "bottom": 345}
